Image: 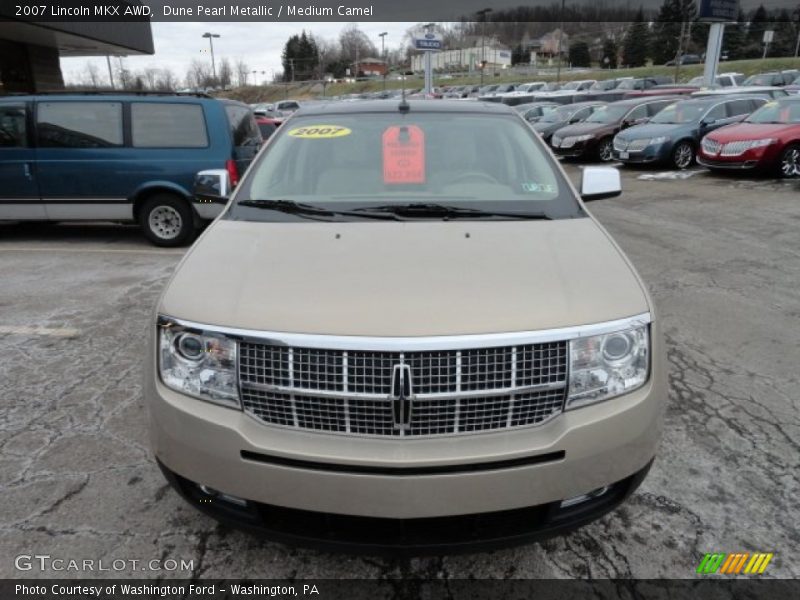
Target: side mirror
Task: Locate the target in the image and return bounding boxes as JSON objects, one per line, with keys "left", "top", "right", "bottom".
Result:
{"left": 581, "top": 167, "right": 622, "bottom": 201}
{"left": 700, "top": 117, "right": 715, "bottom": 127}
{"left": 193, "top": 169, "right": 231, "bottom": 203}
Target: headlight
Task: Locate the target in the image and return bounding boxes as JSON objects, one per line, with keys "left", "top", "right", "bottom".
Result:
{"left": 649, "top": 136, "right": 669, "bottom": 145}
{"left": 566, "top": 325, "right": 649, "bottom": 410}
{"left": 574, "top": 134, "right": 594, "bottom": 142}
{"left": 158, "top": 321, "right": 239, "bottom": 408}
{"left": 749, "top": 138, "right": 775, "bottom": 149}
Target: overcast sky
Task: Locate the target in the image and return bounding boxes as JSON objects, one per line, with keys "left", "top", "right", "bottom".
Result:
{"left": 60, "top": 22, "right": 418, "bottom": 86}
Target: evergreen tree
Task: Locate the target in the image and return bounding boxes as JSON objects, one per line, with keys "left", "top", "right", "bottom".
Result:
{"left": 722, "top": 11, "right": 748, "bottom": 60}
{"left": 771, "top": 10, "right": 797, "bottom": 57}
{"left": 623, "top": 8, "right": 649, "bottom": 67}
{"left": 602, "top": 38, "right": 619, "bottom": 69}
{"left": 652, "top": 0, "right": 697, "bottom": 65}
{"left": 747, "top": 5, "right": 769, "bottom": 46}
{"left": 569, "top": 41, "right": 592, "bottom": 67}
{"left": 281, "top": 30, "right": 320, "bottom": 81}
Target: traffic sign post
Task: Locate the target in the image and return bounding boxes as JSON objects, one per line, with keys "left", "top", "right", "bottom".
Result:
{"left": 414, "top": 29, "right": 443, "bottom": 95}
{"left": 698, "top": 0, "right": 739, "bottom": 88}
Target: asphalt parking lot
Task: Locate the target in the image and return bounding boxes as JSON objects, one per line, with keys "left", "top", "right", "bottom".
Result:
{"left": 1, "top": 164, "right": 798, "bottom": 579}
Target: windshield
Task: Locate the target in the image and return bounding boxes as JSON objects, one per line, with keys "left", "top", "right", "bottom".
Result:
{"left": 229, "top": 112, "right": 581, "bottom": 221}
{"left": 561, "top": 81, "right": 582, "bottom": 90}
{"left": 590, "top": 80, "right": 615, "bottom": 91}
{"left": 541, "top": 105, "right": 578, "bottom": 123}
{"left": 615, "top": 79, "right": 638, "bottom": 90}
{"left": 585, "top": 105, "right": 629, "bottom": 123}
{"left": 745, "top": 100, "right": 800, "bottom": 124}
{"left": 745, "top": 74, "right": 774, "bottom": 86}
{"left": 651, "top": 102, "right": 706, "bottom": 124}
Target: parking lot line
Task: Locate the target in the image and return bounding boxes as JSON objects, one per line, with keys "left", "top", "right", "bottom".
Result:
{"left": 0, "top": 325, "right": 80, "bottom": 338}
{"left": 0, "top": 245, "right": 183, "bottom": 256}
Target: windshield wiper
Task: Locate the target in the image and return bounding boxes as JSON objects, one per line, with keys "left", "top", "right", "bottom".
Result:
{"left": 237, "top": 199, "right": 401, "bottom": 220}
{"left": 351, "top": 203, "right": 553, "bottom": 220}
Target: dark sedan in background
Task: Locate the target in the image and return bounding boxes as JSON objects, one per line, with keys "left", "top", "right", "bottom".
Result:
{"left": 613, "top": 95, "right": 767, "bottom": 169}
{"left": 532, "top": 101, "right": 607, "bottom": 143}
{"left": 551, "top": 96, "right": 677, "bottom": 161}
{"left": 513, "top": 101, "right": 561, "bottom": 123}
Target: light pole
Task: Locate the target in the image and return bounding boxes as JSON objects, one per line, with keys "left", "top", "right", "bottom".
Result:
{"left": 379, "top": 32, "right": 388, "bottom": 91}
{"left": 477, "top": 8, "right": 492, "bottom": 86}
{"left": 202, "top": 32, "right": 220, "bottom": 86}
{"left": 556, "top": 0, "right": 565, "bottom": 83}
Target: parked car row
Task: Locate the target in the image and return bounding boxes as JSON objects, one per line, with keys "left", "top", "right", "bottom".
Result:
{"left": 529, "top": 89, "right": 800, "bottom": 177}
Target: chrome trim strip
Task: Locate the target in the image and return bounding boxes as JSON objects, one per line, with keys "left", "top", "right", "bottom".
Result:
{"left": 239, "top": 379, "right": 566, "bottom": 400}
{"left": 157, "top": 312, "right": 652, "bottom": 351}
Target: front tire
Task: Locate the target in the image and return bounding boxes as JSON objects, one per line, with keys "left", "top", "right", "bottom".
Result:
{"left": 139, "top": 194, "right": 195, "bottom": 247}
{"left": 779, "top": 144, "right": 800, "bottom": 178}
{"left": 597, "top": 138, "right": 614, "bottom": 162}
{"left": 671, "top": 141, "right": 695, "bottom": 170}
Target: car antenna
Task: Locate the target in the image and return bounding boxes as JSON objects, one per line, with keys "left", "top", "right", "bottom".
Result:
{"left": 399, "top": 86, "right": 409, "bottom": 113}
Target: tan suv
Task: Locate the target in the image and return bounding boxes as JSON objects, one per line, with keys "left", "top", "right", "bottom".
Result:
{"left": 145, "top": 100, "right": 665, "bottom": 554}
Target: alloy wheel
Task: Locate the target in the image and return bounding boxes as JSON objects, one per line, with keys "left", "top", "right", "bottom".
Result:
{"left": 599, "top": 140, "right": 613, "bottom": 162}
{"left": 780, "top": 147, "right": 800, "bottom": 178}
{"left": 673, "top": 143, "right": 694, "bottom": 169}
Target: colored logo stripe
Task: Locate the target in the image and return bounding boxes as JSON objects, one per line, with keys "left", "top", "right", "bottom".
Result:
{"left": 697, "top": 552, "right": 773, "bottom": 575}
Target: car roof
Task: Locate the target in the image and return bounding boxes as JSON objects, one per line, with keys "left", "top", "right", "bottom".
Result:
{"left": 607, "top": 95, "right": 681, "bottom": 106}
{"left": 295, "top": 99, "right": 516, "bottom": 116}
{"left": 4, "top": 93, "right": 222, "bottom": 103}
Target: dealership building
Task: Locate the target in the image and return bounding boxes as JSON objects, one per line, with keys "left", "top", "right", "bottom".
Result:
{"left": 411, "top": 44, "right": 512, "bottom": 72}
{"left": 0, "top": 9, "right": 153, "bottom": 93}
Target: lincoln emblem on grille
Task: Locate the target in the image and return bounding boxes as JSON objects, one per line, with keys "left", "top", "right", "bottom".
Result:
{"left": 390, "top": 363, "right": 413, "bottom": 431}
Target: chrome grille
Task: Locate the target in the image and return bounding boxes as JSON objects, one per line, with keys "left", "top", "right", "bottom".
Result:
{"left": 627, "top": 138, "right": 650, "bottom": 152}
{"left": 720, "top": 140, "right": 751, "bottom": 156}
{"left": 702, "top": 138, "right": 721, "bottom": 155}
{"left": 238, "top": 341, "right": 568, "bottom": 437}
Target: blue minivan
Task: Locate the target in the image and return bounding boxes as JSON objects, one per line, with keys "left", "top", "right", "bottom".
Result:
{"left": 0, "top": 94, "right": 261, "bottom": 246}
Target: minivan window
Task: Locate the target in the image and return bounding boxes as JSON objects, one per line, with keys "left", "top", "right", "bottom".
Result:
{"left": 131, "top": 103, "right": 208, "bottom": 148}
{"left": 233, "top": 113, "right": 579, "bottom": 220}
{"left": 37, "top": 102, "right": 122, "bottom": 148}
{"left": 224, "top": 104, "right": 261, "bottom": 148}
{"left": 0, "top": 103, "right": 26, "bottom": 147}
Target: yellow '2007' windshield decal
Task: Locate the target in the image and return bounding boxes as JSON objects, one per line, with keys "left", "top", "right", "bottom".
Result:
{"left": 287, "top": 125, "right": 352, "bottom": 139}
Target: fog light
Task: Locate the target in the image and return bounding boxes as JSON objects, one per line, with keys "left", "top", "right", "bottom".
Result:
{"left": 560, "top": 485, "right": 610, "bottom": 509}
{"left": 199, "top": 484, "right": 248, "bottom": 507}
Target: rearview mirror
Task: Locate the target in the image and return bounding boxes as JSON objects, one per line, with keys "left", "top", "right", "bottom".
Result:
{"left": 581, "top": 167, "right": 622, "bottom": 201}
{"left": 193, "top": 169, "right": 231, "bottom": 203}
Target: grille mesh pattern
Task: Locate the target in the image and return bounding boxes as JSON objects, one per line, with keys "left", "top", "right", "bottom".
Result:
{"left": 721, "top": 141, "right": 751, "bottom": 156}
{"left": 239, "top": 341, "right": 568, "bottom": 437}
{"left": 702, "top": 138, "right": 721, "bottom": 155}
{"left": 241, "top": 388, "right": 566, "bottom": 436}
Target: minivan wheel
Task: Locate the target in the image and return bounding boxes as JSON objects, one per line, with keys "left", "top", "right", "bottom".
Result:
{"left": 139, "top": 195, "right": 195, "bottom": 247}
{"left": 779, "top": 144, "right": 800, "bottom": 178}
{"left": 672, "top": 142, "right": 694, "bottom": 170}
{"left": 597, "top": 138, "right": 614, "bottom": 162}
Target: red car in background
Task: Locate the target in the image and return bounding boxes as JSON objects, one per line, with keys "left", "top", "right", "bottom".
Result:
{"left": 698, "top": 97, "right": 800, "bottom": 177}
{"left": 255, "top": 115, "right": 283, "bottom": 141}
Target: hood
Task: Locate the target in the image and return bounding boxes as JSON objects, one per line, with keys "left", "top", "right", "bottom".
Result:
{"left": 616, "top": 122, "right": 690, "bottom": 140}
{"left": 160, "top": 219, "right": 649, "bottom": 337}
{"left": 553, "top": 122, "right": 612, "bottom": 138}
{"left": 706, "top": 122, "right": 800, "bottom": 141}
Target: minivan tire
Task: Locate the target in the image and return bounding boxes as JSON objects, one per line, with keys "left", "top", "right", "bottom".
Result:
{"left": 139, "top": 194, "right": 196, "bottom": 247}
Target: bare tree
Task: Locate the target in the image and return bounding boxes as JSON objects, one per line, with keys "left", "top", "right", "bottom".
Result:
{"left": 142, "top": 67, "right": 159, "bottom": 90}
{"left": 81, "top": 62, "right": 102, "bottom": 88}
{"left": 234, "top": 59, "right": 250, "bottom": 87}
{"left": 187, "top": 59, "right": 213, "bottom": 90}
{"left": 155, "top": 68, "right": 177, "bottom": 91}
{"left": 339, "top": 23, "right": 378, "bottom": 68}
{"left": 218, "top": 57, "right": 233, "bottom": 89}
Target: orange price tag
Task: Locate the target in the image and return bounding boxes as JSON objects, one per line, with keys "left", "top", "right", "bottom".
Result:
{"left": 382, "top": 125, "right": 425, "bottom": 184}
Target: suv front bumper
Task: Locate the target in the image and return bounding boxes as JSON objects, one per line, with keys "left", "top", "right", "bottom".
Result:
{"left": 145, "top": 322, "right": 665, "bottom": 552}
